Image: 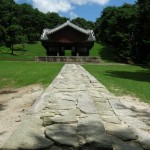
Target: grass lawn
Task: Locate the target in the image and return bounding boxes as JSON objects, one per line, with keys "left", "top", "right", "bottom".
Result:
{"left": 83, "top": 64, "right": 150, "bottom": 103}
{"left": 0, "top": 61, "right": 64, "bottom": 89}
{"left": 90, "top": 42, "right": 121, "bottom": 63}
{"left": 0, "top": 42, "right": 46, "bottom": 61}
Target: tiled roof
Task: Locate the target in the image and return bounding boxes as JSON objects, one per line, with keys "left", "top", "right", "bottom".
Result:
{"left": 41, "top": 21, "right": 96, "bottom": 41}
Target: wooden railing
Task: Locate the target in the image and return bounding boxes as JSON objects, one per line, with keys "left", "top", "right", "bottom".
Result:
{"left": 35, "top": 56, "right": 102, "bottom": 63}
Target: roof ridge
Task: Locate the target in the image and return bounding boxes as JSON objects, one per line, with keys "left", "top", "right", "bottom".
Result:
{"left": 41, "top": 21, "right": 96, "bottom": 41}
{"left": 47, "top": 21, "right": 90, "bottom": 35}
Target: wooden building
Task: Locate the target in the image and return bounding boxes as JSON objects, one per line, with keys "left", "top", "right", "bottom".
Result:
{"left": 40, "top": 21, "right": 96, "bottom": 56}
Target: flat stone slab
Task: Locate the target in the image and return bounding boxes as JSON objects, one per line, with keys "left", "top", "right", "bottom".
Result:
{"left": 104, "top": 123, "right": 138, "bottom": 141}
{"left": 109, "top": 99, "right": 127, "bottom": 109}
{"left": 48, "top": 103, "right": 76, "bottom": 110}
{"left": 51, "top": 114, "right": 77, "bottom": 124}
{"left": 95, "top": 101, "right": 112, "bottom": 111}
{"left": 121, "top": 116, "right": 150, "bottom": 130}
{"left": 88, "top": 89, "right": 103, "bottom": 98}
{"left": 101, "top": 115, "right": 122, "bottom": 124}
{"left": 59, "top": 95, "right": 77, "bottom": 102}
{"left": 78, "top": 115, "right": 113, "bottom": 149}
{"left": 136, "top": 128, "right": 150, "bottom": 150}
{"left": 59, "top": 109, "right": 81, "bottom": 116}
{"left": 109, "top": 100, "right": 136, "bottom": 117}
{"left": 77, "top": 91, "right": 97, "bottom": 114}
{"left": 3, "top": 116, "right": 53, "bottom": 149}
{"left": 112, "top": 137, "right": 143, "bottom": 150}
{"left": 45, "top": 124, "right": 79, "bottom": 147}
{"left": 57, "top": 99, "right": 77, "bottom": 107}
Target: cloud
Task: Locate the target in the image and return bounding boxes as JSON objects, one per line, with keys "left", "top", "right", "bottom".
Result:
{"left": 70, "top": 0, "right": 109, "bottom": 6}
{"left": 69, "top": 11, "right": 78, "bottom": 19}
{"left": 31, "top": 0, "right": 109, "bottom": 13}
{"left": 32, "top": 0, "right": 72, "bottom": 13}
{"left": 15, "top": 0, "right": 31, "bottom": 3}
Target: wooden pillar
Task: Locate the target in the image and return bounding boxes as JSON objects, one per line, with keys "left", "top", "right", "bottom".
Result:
{"left": 71, "top": 47, "right": 76, "bottom": 56}
{"left": 57, "top": 48, "right": 60, "bottom": 56}
{"left": 87, "top": 48, "right": 89, "bottom": 56}
{"left": 61, "top": 47, "right": 65, "bottom": 56}
{"left": 76, "top": 46, "right": 79, "bottom": 56}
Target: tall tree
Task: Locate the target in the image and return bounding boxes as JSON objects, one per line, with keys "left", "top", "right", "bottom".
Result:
{"left": 133, "top": 0, "right": 150, "bottom": 63}
{"left": 95, "top": 4, "right": 137, "bottom": 61}
{"left": 0, "top": 25, "right": 6, "bottom": 45}
{"left": 6, "top": 25, "right": 23, "bottom": 54}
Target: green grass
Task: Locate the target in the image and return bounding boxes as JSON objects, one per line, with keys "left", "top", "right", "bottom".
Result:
{"left": 65, "top": 50, "right": 72, "bottom": 56}
{"left": 90, "top": 42, "right": 120, "bottom": 63}
{"left": 90, "top": 42, "right": 101, "bottom": 56}
{"left": 0, "top": 61, "right": 63, "bottom": 89}
{"left": 0, "top": 42, "right": 46, "bottom": 61}
{"left": 83, "top": 64, "right": 150, "bottom": 103}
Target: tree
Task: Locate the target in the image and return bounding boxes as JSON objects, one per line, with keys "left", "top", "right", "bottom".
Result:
{"left": 6, "top": 25, "right": 23, "bottom": 55}
{"left": 71, "top": 17, "right": 94, "bottom": 29}
{"left": 44, "top": 12, "right": 68, "bottom": 29}
{"left": 133, "top": 0, "right": 150, "bottom": 63}
{"left": 95, "top": 4, "right": 137, "bottom": 61}
{"left": 25, "top": 27, "right": 40, "bottom": 43}
{"left": 0, "top": 25, "right": 6, "bottom": 45}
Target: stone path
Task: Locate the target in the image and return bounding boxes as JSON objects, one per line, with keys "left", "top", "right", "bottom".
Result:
{"left": 2, "top": 64, "right": 150, "bottom": 150}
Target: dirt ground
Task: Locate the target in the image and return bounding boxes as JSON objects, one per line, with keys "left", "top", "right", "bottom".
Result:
{"left": 0, "top": 84, "right": 150, "bottom": 148}
{"left": 0, "top": 85, "right": 44, "bottom": 148}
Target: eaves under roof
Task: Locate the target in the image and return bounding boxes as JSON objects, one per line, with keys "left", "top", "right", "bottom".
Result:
{"left": 41, "top": 21, "right": 96, "bottom": 42}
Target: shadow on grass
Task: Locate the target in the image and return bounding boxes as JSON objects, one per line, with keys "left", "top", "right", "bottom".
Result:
{"left": 13, "top": 48, "right": 27, "bottom": 52}
{"left": 105, "top": 69, "right": 150, "bottom": 82}
{"left": 98, "top": 42, "right": 122, "bottom": 63}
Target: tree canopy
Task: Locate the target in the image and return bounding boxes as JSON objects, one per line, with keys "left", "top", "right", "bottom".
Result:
{"left": 95, "top": 1, "right": 150, "bottom": 63}
{"left": 0, "top": 0, "right": 69, "bottom": 50}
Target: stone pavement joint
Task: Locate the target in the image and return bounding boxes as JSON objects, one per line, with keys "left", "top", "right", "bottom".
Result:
{"left": 2, "top": 64, "right": 150, "bottom": 150}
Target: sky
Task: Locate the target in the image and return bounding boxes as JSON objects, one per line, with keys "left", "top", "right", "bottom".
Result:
{"left": 15, "top": 0, "right": 137, "bottom": 21}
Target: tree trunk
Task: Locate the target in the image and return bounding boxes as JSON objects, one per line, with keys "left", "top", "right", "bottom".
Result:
{"left": 22, "top": 42, "right": 25, "bottom": 49}
{"left": 11, "top": 44, "right": 14, "bottom": 55}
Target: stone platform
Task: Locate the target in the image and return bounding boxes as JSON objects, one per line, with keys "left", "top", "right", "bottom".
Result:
{"left": 35, "top": 56, "right": 101, "bottom": 63}
{"left": 2, "top": 64, "right": 150, "bottom": 150}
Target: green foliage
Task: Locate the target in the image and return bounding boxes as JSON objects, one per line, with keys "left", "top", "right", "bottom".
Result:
{"left": 44, "top": 12, "right": 68, "bottom": 29}
{"left": 0, "top": 61, "right": 64, "bottom": 89}
{"left": 133, "top": 0, "right": 150, "bottom": 63}
{"left": 95, "top": 1, "right": 150, "bottom": 63}
{"left": 6, "top": 25, "right": 23, "bottom": 54}
{"left": 90, "top": 42, "right": 127, "bottom": 63}
{"left": 95, "top": 4, "right": 137, "bottom": 62}
{"left": 71, "top": 17, "right": 94, "bottom": 29}
{"left": 83, "top": 64, "right": 150, "bottom": 103}
{"left": 0, "top": 1, "right": 68, "bottom": 46}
